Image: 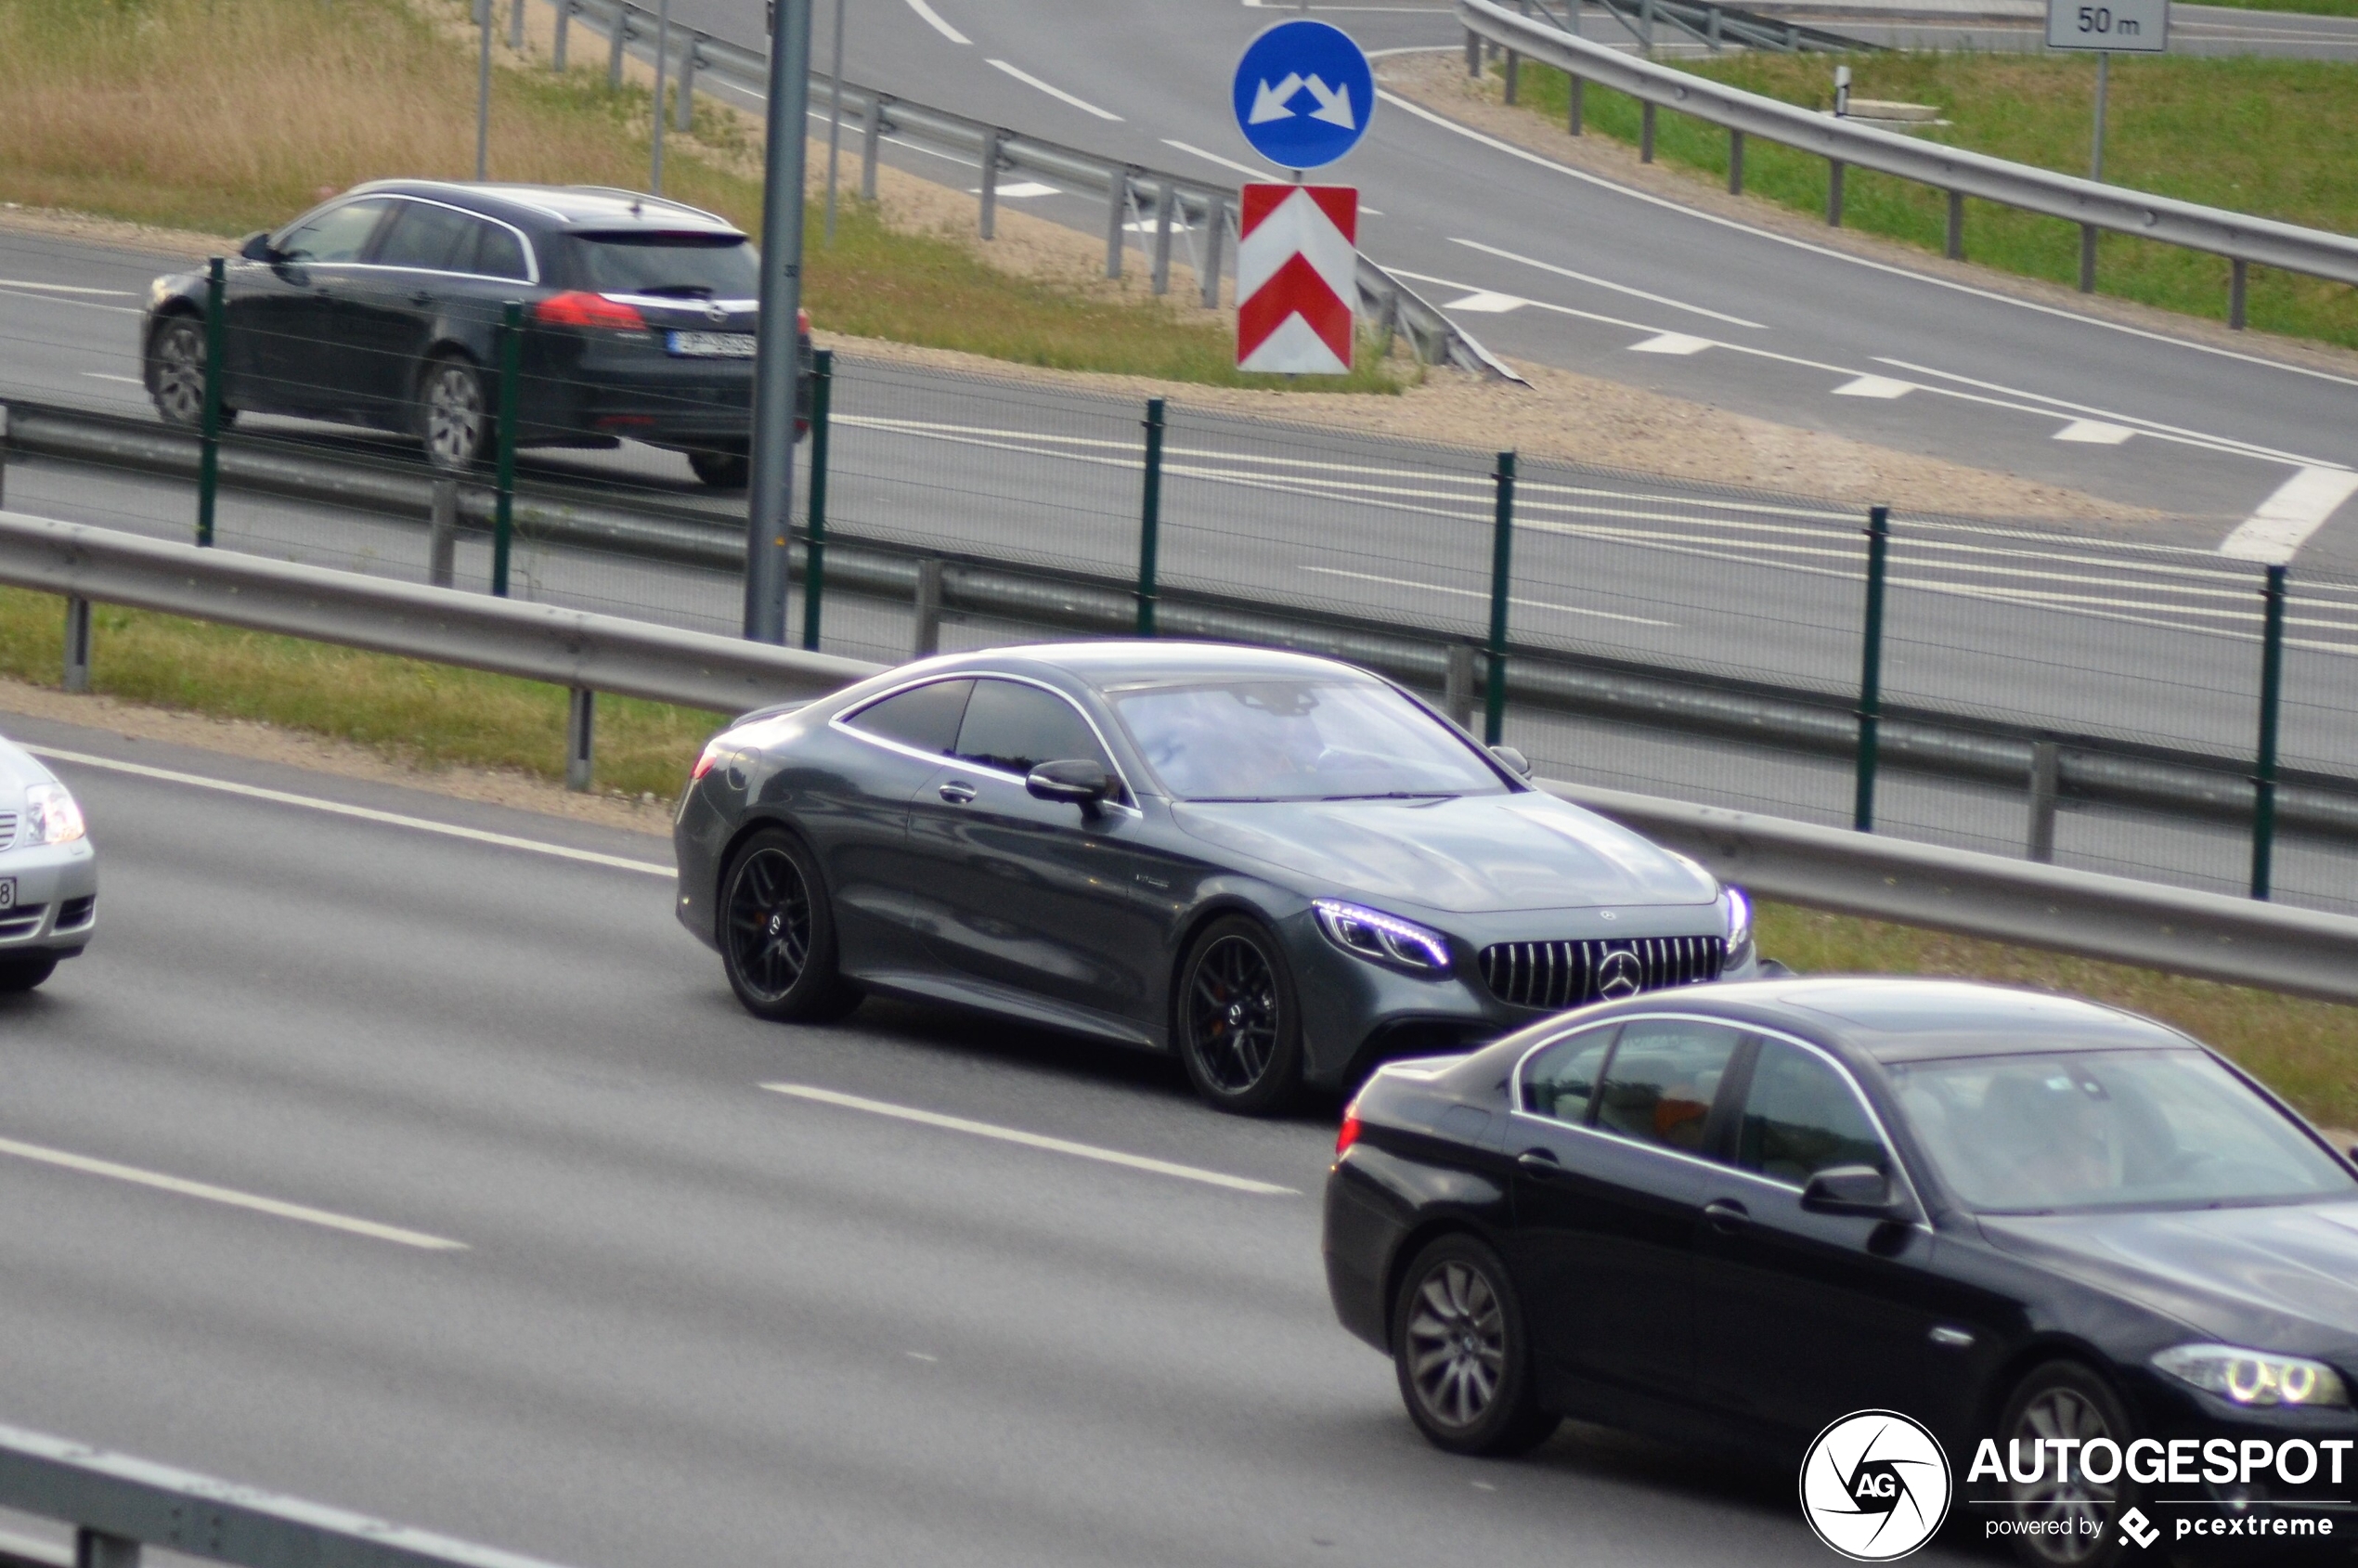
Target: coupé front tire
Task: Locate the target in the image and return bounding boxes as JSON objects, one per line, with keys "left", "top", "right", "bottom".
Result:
{"left": 1173, "top": 915, "right": 1302, "bottom": 1115}
{"left": 1392, "top": 1233, "right": 1559, "bottom": 1458}
{"left": 719, "top": 828, "right": 861, "bottom": 1023}
{"left": 0, "top": 956, "right": 58, "bottom": 993}
{"left": 149, "top": 315, "right": 236, "bottom": 430}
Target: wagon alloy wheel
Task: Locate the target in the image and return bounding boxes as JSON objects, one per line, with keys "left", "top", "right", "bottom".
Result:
{"left": 1190, "top": 936, "right": 1280, "bottom": 1093}
{"left": 1406, "top": 1260, "right": 1506, "bottom": 1430}
{"left": 151, "top": 318, "right": 210, "bottom": 428}
{"left": 1998, "top": 1363, "right": 2140, "bottom": 1568}
{"left": 727, "top": 847, "right": 812, "bottom": 1004}
{"left": 420, "top": 357, "right": 489, "bottom": 471}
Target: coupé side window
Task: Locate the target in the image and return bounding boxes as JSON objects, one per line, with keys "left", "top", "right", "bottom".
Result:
{"left": 1734, "top": 1040, "right": 1887, "bottom": 1185}
{"left": 953, "top": 680, "right": 1117, "bottom": 783}
{"left": 842, "top": 679, "right": 973, "bottom": 756}
{"left": 1519, "top": 1025, "right": 1615, "bottom": 1124}
{"left": 1592, "top": 1019, "right": 1743, "bottom": 1154}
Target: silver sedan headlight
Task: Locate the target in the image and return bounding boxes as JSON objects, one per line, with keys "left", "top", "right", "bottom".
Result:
{"left": 2154, "top": 1344, "right": 2351, "bottom": 1408}
{"left": 24, "top": 783, "right": 85, "bottom": 846}
{"left": 1313, "top": 900, "right": 1452, "bottom": 975}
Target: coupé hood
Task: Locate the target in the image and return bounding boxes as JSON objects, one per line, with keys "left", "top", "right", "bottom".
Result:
{"left": 1980, "top": 1199, "right": 2358, "bottom": 1355}
{"left": 1168, "top": 793, "right": 1719, "bottom": 914}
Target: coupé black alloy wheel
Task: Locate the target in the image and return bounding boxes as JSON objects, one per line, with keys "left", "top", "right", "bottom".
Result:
{"left": 150, "top": 317, "right": 232, "bottom": 429}
{"left": 719, "top": 829, "right": 859, "bottom": 1022}
{"left": 1999, "top": 1362, "right": 2140, "bottom": 1568}
{"left": 687, "top": 448, "right": 750, "bottom": 489}
{"left": 1175, "top": 916, "right": 1302, "bottom": 1114}
{"left": 1392, "top": 1235, "right": 1558, "bottom": 1457}
{"left": 0, "top": 956, "right": 58, "bottom": 993}
{"left": 419, "top": 354, "right": 491, "bottom": 471}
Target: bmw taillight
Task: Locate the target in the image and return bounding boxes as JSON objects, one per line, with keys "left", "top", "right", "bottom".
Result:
{"left": 1335, "top": 1113, "right": 1362, "bottom": 1158}
{"left": 534, "top": 291, "right": 646, "bottom": 330}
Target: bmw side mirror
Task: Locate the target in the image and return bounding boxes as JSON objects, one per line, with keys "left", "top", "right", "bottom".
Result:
{"left": 238, "top": 230, "right": 276, "bottom": 263}
{"left": 1026, "top": 758, "right": 1111, "bottom": 809}
{"left": 1489, "top": 745, "right": 1532, "bottom": 776}
{"left": 1801, "top": 1164, "right": 1896, "bottom": 1217}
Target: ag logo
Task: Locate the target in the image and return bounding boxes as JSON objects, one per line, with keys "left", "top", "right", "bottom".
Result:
{"left": 1799, "top": 1409, "right": 1952, "bottom": 1562}
{"left": 1595, "top": 948, "right": 1644, "bottom": 1000}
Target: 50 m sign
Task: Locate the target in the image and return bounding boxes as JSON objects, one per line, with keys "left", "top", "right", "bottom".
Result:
{"left": 2046, "top": 0, "right": 2167, "bottom": 50}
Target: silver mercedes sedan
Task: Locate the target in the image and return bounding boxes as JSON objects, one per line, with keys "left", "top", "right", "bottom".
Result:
{"left": 0, "top": 735, "right": 97, "bottom": 991}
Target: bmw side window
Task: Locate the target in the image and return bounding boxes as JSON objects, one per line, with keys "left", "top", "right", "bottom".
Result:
{"left": 1736, "top": 1040, "right": 1887, "bottom": 1185}
{"left": 276, "top": 200, "right": 391, "bottom": 265}
{"left": 471, "top": 221, "right": 531, "bottom": 282}
{"left": 953, "top": 680, "right": 1120, "bottom": 792}
{"left": 1520, "top": 1026, "right": 1615, "bottom": 1124}
{"left": 842, "top": 679, "right": 973, "bottom": 756}
{"left": 1592, "top": 1019, "right": 1743, "bottom": 1154}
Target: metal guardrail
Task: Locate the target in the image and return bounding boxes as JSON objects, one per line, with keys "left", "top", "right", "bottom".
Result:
{"left": 553, "top": 0, "right": 1522, "bottom": 381}
{"left": 1458, "top": 0, "right": 2358, "bottom": 311}
{"left": 11, "top": 395, "right": 2358, "bottom": 848}
{"left": 1522, "top": 0, "right": 1867, "bottom": 55}
{"left": 6, "top": 509, "right": 2358, "bottom": 1003}
{"left": 0, "top": 1419, "right": 578, "bottom": 1568}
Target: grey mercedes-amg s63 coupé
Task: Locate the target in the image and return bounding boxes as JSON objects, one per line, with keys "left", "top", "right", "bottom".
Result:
{"left": 673, "top": 642, "right": 1759, "bottom": 1113}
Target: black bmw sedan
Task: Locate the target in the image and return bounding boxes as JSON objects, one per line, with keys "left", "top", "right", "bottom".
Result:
{"left": 673, "top": 642, "right": 1760, "bottom": 1113}
{"left": 1326, "top": 978, "right": 2358, "bottom": 1564}
{"left": 141, "top": 180, "right": 809, "bottom": 487}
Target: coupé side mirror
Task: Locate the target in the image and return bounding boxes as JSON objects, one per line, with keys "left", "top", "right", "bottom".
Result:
{"left": 1026, "top": 758, "right": 1111, "bottom": 808}
{"left": 1801, "top": 1164, "right": 1898, "bottom": 1218}
{"left": 1489, "top": 745, "right": 1532, "bottom": 777}
{"left": 238, "top": 230, "right": 278, "bottom": 263}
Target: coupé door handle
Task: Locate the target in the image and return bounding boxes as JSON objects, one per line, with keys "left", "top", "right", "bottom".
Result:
{"left": 1515, "top": 1149, "right": 1563, "bottom": 1179}
{"left": 1704, "top": 1199, "right": 1751, "bottom": 1235}
{"left": 409, "top": 291, "right": 434, "bottom": 307}
{"left": 938, "top": 781, "right": 978, "bottom": 804}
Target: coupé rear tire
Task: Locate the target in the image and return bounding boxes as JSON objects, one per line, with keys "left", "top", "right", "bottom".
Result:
{"left": 719, "top": 828, "right": 861, "bottom": 1023}
{"left": 0, "top": 956, "right": 58, "bottom": 993}
{"left": 1392, "top": 1234, "right": 1559, "bottom": 1458}
{"left": 1173, "top": 914, "right": 1302, "bottom": 1116}
{"left": 688, "top": 447, "right": 749, "bottom": 488}
{"left": 1996, "top": 1361, "right": 2143, "bottom": 1568}
{"left": 149, "top": 316, "right": 237, "bottom": 429}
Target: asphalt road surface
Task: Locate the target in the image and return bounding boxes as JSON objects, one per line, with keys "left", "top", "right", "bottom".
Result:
{"left": 0, "top": 706, "right": 1995, "bottom": 1568}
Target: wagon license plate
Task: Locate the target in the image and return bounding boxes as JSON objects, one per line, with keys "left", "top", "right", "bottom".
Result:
{"left": 666, "top": 330, "right": 757, "bottom": 358}
{"left": 0, "top": 878, "right": 14, "bottom": 910}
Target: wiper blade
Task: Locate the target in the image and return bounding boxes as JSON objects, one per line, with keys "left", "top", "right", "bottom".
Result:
{"left": 1317, "top": 791, "right": 1458, "bottom": 801}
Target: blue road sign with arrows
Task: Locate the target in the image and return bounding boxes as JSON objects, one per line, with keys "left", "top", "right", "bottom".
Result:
{"left": 1231, "top": 20, "right": 1374, "bottom": 171}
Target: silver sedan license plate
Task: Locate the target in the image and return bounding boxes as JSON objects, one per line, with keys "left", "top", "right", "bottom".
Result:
{"left": 667, "top": 330, "right": 757, "bottom": 358}
{"left": 0, "top": 878, "right": 13, "bottom": 910}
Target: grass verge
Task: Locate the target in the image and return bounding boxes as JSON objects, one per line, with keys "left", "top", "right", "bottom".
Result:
{"left": 1498, "top": 53, "right": 2358, "bottom": 349}
{"left": 0, "top": 0, "right": 1401, "bottom": 391}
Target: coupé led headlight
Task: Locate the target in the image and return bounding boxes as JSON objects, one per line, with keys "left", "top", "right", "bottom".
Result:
{"left": 1722, "top": 886, "right": 1754, "bottom": 969}
{"left": 23, "top": 783, "right": 84, "bottom": 846}
{"left": 1313, "top": 900, "right": 1452, "bottom": 974}
{"left": 2154, "top": 1344, "right": 2351, "bottom": 1408}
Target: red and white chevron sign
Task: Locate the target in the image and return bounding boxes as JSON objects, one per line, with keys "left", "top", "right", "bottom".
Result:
{"left": 1237, "top": 183, "right": 1357, "bottom": 375}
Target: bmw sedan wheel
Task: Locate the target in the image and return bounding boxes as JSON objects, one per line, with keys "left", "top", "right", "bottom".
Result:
{"left": 1998, "top": 1362, "right": 2141, "bottom": 1568}
{"left": 1174, "top": 915, "right": 1302, "bottom": 1115}
{"left": 719, "top": 829, "right": 860, "bottom": 1023}
{"left": 418, "top": 355, "right": 491, "bottom": 471}
{"left": 1392, "top": 1234, "right": 1559, "bottom": 1458}
{"left": 150, "top": 317, "right": 234, "bottom": 429}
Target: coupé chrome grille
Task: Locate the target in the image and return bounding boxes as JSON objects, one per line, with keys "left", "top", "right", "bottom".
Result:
{"left": 1478, "top": 936, "right": 1726, "bottom": 1011}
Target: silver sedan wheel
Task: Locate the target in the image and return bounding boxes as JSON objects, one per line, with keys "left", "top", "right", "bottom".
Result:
{"left": 1404, "top": 1258, "right": 1507, "bottom": 1432}
{"left": 421, "top": 359, "right": 487, "bottom": 470}
{"left": 152, "top": 319, "right": 207, "bottom": 427}
{"left": 2007, "top": 1385, "right": 2116, "bottom": 1562}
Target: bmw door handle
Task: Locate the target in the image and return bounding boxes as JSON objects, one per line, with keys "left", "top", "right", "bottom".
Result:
{"left": 1515, "top": 1149, "right": 1564, "bottom": 1179}
{"left": 938, "top": 781, "right": 978, "bottom": 804}
{"left": 1704, "top": 1199, "right": 1751, "bottom": 1235}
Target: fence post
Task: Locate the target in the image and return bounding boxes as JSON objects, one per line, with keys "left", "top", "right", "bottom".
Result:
{"left": 1640, "top": 101, "right": 1655, "bottom": 162}
{"left": 1136, "top": 397, "right": 1165, "bottom": 635}
{"left": 1641, "top": 0, "right": 1655, "bottom": 51}
{"left": 1150, "top": 182, "right": 1176, "bottom": 296}
{"left": 1198, "top": 199, "right": 1227, "bottom": 309}
{"left": 1568, "top": 75, "right": 1583, "bottom": 135}
{"left": 1945, "top": 190, "right": 1964, "bottom": 260}
{"left": 608, "top": 7, "right": 628, "bottom": 89}
{"left": 1826, "top": 161, "right": 1845, "bottom": 227}
{"left": 861, "top": 93, "right": 885, "bottom": 201}
{"left": 2079, "top": 226, "right": 2097, "bottom": 292}
{"left": 801, "top": 348, "right": 833, "bottom": 651}
{"left": 554, "top": 0, "right": 570, "bottom": 70}
{"left": 1854, "top": 503, "right": 1890, "bottom": 833}
{"left": 2027, "top": 739, "right": 2059, "bottom": 863}
{"left": 73, "top": 1528, "right": 138, "bottom": 1568}
{"left": 1485, "top": 451, "right": 1517, "bottom": 746}
{"left": 565, "top": 688, "right": 595, "bottom": 792}
{"left": 1728, "top": 128, "right": 1743, "bottom": 194}
{"left": 62, "top": 597, "right": 93, "bottom": 694}
{"left": 912, "top": 558, "right": 944, "bottom": 657}
{"left": 429, "top": 475, "right": 458, "bottom": 588}
{"left": 978, "top": 127, "right": 1004, "bottom": 240}
{"left": 1466, "top": 27, "right": 1481, "bottom": 74}
{"left": 491, "top": 300, "right": 522, "bottom": 597}
{"left": 676, "top": 34, "right": 701, "bottom": 129}
{"left": 197, "top": 257, "right": 225, "bottom": 549}
{"left": 1105, "top": 170, "right": 1130, "bottom": 279}
{"left": 1504, "top": 47, "right": 1521, "bottom": 103}
{"left": 1445, "top": 643, "right": 1476, "bottom": 731}
{"left": 2251, "top": 564, "right": 2287, "bottom": 900}
{"left": 509, "top": 0, "right": 525, "bottom": 49}
{"left": 2230, "top": 259, "right": 2248, "bottom": 330}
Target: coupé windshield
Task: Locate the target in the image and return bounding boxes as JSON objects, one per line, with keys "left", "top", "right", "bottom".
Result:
{"left": 1890, "top": 1048, "right": 2353, "bottom": 1213}
{"left": 1108, "top": 679, "right": 1507, "bottom": 802}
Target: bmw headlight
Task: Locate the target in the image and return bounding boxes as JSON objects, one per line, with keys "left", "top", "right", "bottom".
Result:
{"left": 24, "top": 783, "right": 84, "bottom": 846}
{"left": 1721, "top": 886, "right": 1754, "bottom": 970}
{"left": 1313, "top": 900, "right": 1452, "bottom": 975}
{"left": 2154, "top": 1345, "right": 2351, "bottom": 1408}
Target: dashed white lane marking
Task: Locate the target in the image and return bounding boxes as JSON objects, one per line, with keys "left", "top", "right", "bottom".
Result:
{"left": 81, "top": 372, "right": 146, "bottom": 385}
{"left": 1303, "top": 565, "right": 1677, "bottom": 627}
{"left": 1447, "top": 238, "right": 1766, "bottom": 329}
{"left": 22, "top": 746, "right": 673, "bottom": 877}
{"left": 1833, "top": 374, "right": 1913, "bottom": 399}
{"left": 2219, "top": 467, "right": 2358, "bottom": 564}
{"left": 968, "top": 181, "right": 1059, "bottom": 199}
{"left": 760, "top": 1084, "right": 1300, "bottom": 1197}
{"left": 1162, "top": 139, "right": 1279, "bottom": 182}
{"left": 2054, "top": 419, "right": 2136, "bottom": 445}
{"left": 1630, "top": 332, "right": 1714, "bottom": 356}
{"left": 986, "top": 58, "right": 1122, "bottom": 121}
{"left": 902, "top": 0, "right": 970, "bottom": 44}
{"left": 1441, "top": 290, "right": 1528, "bottom": 313}
{"left": 0, "top": 1133, "right": 466, "bottom": 1251}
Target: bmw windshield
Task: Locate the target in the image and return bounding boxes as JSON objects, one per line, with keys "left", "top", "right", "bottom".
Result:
{"left": 1108, "top": 678, "right": 1508, "bottom": 803}
{"left": 1889, "top": 1048, "right": 2354, "bottom": 1214}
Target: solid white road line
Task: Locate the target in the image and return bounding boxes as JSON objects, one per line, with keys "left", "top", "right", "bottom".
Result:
{"left": 2054, "top": 420, "right": 2137, "bottom": 445}
{"left": 1833, "top": 375, "right": 1913, "bottom": 399}
{"left": 81, "top": 372, "right": 146, "bottom": 385}
{"left": 1630, "top": 332, "right": 1714, "bottom": 356}
{"left": 986, "top": 58, "right": 1122, "bottom": 121}
{"left": 1447, "top": 238, "right": 1766, "bottom": 328}
{"left": 1441, "top": 290, "right": 1527, "bottom": 313}
{"left": 2219, "top": 467, "right": 2358, "bottom": 564}
{"left": 969, "top": 181, "right": 1059, "bottom": 199}
{"left": 902, "top": 0, "right": 970, "bottom": 44}
{"left": 1302, "top": 566, "right": 1678, "bottom": 627}
{"left": 0, "top": 1134, "right": 466, "bottom": 1251}
{"left": 1162, "top": 139, "right": 1279, "bottom": 182}
{"left": 760, "top": 1084, "right": 1300, "bottom": 1196}
{"left": 0, "top": 280, "right": 134, "bottom": 295}
{"left": 21, "top": 746, "right": 673, "bottom": 877}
